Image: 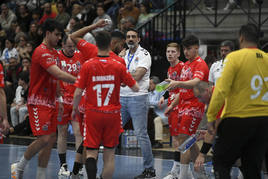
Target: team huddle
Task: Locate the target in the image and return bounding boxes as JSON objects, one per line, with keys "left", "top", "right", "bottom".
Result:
{"left": 0, "top": 17, "right": 267, "bottom": 179}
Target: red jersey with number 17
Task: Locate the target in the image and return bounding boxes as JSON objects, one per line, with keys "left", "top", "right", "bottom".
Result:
{"left": 28, "top": 43, "right": 58, "bottom": 108}
{"left": 75, "top": 56, "right": 136, "bottom": 112}
{"left": 0, "top": 64, "right": 4, "bottom": 88}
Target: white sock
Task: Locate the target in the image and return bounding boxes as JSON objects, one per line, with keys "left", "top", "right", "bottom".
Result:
{"left": 171, "top": 161, "right": 180, "bottom": 174}
{"left": 82, "top": 165, "right": 88, "bottom": 179}
{"left": 17, "top": 156, "right": 29, "bottom": 170}
{"left": 36, "top": 166, "right": 46, "bottom": 179}
{"left": 179, "top": 164, "right": 190, "bottom": 179}
{"left": 237, "top": 169, "right": 243, "bottom": 179}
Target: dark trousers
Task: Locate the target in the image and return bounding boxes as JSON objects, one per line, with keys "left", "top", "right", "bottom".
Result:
{"left": 213, "top": 116, "right": 268, "bottom": 179}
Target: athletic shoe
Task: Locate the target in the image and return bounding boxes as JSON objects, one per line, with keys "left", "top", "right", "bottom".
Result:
{"left": 134, "top": 168, "right": 156, "bottom": 179}
{"left": 70, "top": 173, "right": 80, "bottom": 179}
{"left": 58, "top": 163, "right": 71, "bottom": 176}
{"left": 163, "top": 171, "right": 179, "bottom": 179}
{"left": 11, "top": 162, "right": 24, "bottom": 179}
{"left": 78, "top": 168, "right": 83, "bottom": 176}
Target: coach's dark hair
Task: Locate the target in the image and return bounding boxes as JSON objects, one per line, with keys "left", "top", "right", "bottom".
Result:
{"left": 95, "top": 31, "right": 111, "bottom": 51}
{"left": 182, "top": 35, "right": 199, "bottom": 47}
{"left": 220, "top": 40, "right": 235, "bottom": 51}
{"left": 239, "top": 23, "right": 259, "bottom": 44}
{"left": 126, "top": 28, "right": 139, "bottom": 38}
{"left": 42, "top": 18, "right": 63, "bottom": 36}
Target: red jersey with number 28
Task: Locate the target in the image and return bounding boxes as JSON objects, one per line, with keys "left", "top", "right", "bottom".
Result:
{"left": 75, "top": 56, "right": 136, "bottom": 112}
{"left": 28, "top": 43, "right": 58, "bottom": 108}
{"left": 57, "top": 50, "right": 85, "bottom": 104}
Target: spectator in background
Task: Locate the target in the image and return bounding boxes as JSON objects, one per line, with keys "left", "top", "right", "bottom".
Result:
{"left": 5, "top": 20, "right": 18, "bottom": 41}
{"left": 92, "top": 3, "right": 113, "bottom": 33}
{"left": 107, "top": 0, "right": 121, "bottom": 26}
{"left": 72, "top": 2, "right": 83, "bottom": 20}
{"left": 209, "top": 40, "right": 234, "bottom": 85}
{"left": 28, "top": 22, "right": 43, "bottom": 48}
{"left": 21, "top": 57, "right": 31, "bottom": 73}
{"left": 5, "top": 57, "right": 22, "bottom": 89}
{"left": 31, "top": 9, "right": 41, "bottom": 24}
{"left": 148, "top": 76, "right": 168, "bottom": 148}
{"left": 55, "top": 2, "right": 70, "bottom": 28}
{"left": 1, "top": 38, "right": 18, "bottom": 68}
{"left": 118, "top": 0, "right": 140, "bottom": 26}
{"left": 119, "top": 16, "right": 136, "bottom": 34}
{"left": 16, "top": 4, "right": 32, "bottom": 32}
{"left": 39, "top": 2, "right": 57, "bottom": 25}
{"left": 204, "top": 55, "right": 216, "bottom": 69}
{"left": 80, "top": 2, "right": 97, "bottom": 26}
{"left": 0, "top": 3, "right": 17, "bottom": 31}
{"left": 10, "top": 71, "right": 29, "bottom": 128}
{"left": 66, "top": 17, "right": 80, "bottom": 34}
{"left": 136, "top": 3, "right": 154, "bottom": 27}
{"left": 16, "top": 34, "right": 29, "bottom": 61}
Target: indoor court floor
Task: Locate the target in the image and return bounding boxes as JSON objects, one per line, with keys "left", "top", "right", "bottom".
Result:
{"left": 0, "top": 143, "right": 176, "bottom": 179}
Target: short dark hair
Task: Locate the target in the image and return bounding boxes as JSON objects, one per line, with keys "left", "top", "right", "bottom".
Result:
{"left": 150, "top": 76, "right": 160, "bottom": 84}
{"left": 126, "top": 28, "right": 139, "bottom": 38}
{"left": 111, "top": 31, "right": 125, "bottom": 40}
{"left": 221, "top": 40, "right": 235, "bottom": 51}
{"left": 42, "top": 18, "right": 63, "bottom": 36}
{"left": 19, "top": 71, "right": 29, "bottom": 84}
{"left": 239, "top": 23, "right": 259, "bottom": 44}
{"left": 95, "top": 31, "right": 111, "bottom": 51}
{"left": 182, "top": 35, "right": 199, "bottom": 47}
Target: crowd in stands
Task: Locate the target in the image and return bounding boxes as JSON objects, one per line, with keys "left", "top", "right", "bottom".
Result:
{"left": 0, "top": 0, "right": 162, "bottom": 134}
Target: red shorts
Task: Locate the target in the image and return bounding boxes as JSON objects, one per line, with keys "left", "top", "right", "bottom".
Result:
{"left": 28, "top": 104, "right": 57, "bottom": 136}
{"left": 55, "top": 102, "right": 77, "bottom": 125}
{"left": 83, "top": 109, "right": 122, "bottom": 149}
{"left": 168, "top": 109, "right": 181, "bottom": 136}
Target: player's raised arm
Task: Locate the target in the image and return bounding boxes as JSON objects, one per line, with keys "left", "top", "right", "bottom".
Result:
{"left": 70, "top": 19, "right": 107, "bottom": 45}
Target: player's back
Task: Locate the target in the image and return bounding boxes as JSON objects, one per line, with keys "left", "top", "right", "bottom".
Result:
{"left": 82, "top": 56, "right": 129, "bottom": 111}
{"left": 219, "top": 48, "right": 268, "bottom": 118}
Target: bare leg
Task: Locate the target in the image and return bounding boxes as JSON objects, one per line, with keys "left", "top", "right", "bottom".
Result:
{"left": 38, "top": 132, "right": 57, "bottom": 167}
{"left": 102, "top": 148, "right": 115, "bottom": 179}
{"left": 71, "top": 120, "right": 83, "bottom": 150}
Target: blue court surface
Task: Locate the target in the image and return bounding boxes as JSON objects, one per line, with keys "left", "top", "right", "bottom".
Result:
{"left": 0, "top": 144, "right": 175, "bottom": 179}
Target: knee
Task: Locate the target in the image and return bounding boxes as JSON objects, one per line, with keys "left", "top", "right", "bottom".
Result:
{"left": 49, "top": 133, "right": 57, "bottom": 143}
{"left": 58, "top": 125, "right": 68, "bottom": 136}
{"left": 154, "top": 117, "right": 161, "bottom": 124}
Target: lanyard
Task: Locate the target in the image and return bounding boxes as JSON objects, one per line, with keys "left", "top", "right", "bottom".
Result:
{"left": 127, "top": 51, "right": 135, "bottom": 70}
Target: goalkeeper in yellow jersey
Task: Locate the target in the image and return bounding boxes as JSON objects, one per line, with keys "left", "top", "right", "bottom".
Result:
{"left": 207, "top": 23, "right": 268, "bottom": 179}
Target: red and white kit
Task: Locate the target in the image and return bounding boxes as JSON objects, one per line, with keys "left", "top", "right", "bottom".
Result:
{"left": 27, "top": 43, "right": 59, "bottom": 136}
{"left": 75, "top": 56, "right": 135, "bottom": 149}
{"left": 178, "top": 56, "right": 209, "bottom": 135}
{"left": 167, "top": 61, "right": 184, "bottom": 136}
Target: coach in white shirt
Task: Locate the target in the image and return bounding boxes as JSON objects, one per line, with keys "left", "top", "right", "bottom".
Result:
{"left": 209, "top": 40, "right": 235, "bottom": 85}
{"left": 119, "top": 28, "right": 156, "bottom": 179}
